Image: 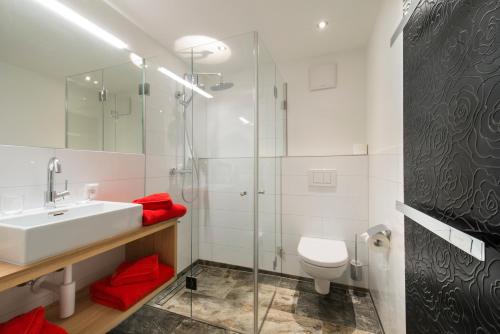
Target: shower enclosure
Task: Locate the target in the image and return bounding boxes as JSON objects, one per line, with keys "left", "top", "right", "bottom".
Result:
{"left": 147, "top": 32, "right": 286, "bottom": 333}
{"left": 66, "top": 62, "right": 144, "bottom": 154}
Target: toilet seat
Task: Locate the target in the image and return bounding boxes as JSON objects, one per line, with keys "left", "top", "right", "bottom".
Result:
{"left": 298, "top": 237, "right": 348, "bottom": 268}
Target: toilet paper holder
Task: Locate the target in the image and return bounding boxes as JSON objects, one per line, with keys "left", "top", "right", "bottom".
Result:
{"left": 360, "top": 224, "right": 391, "bottom": 247}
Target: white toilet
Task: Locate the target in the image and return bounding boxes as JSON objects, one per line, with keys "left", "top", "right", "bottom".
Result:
{"left": 297, "top": 237, "right": 348, "bottom": 295}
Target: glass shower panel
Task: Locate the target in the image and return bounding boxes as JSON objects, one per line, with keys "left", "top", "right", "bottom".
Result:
{"left": 274, "top": 71, "right": 285, "bottom": 276}
{"left": 142, "top": 53, "right": 198, "bottom": 322}
{"left": 189, "top": 32, "right": 257, "bottom": 333}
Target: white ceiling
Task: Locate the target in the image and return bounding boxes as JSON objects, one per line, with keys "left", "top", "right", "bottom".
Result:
{"left": 0, "top": 0, "right": 382, "bottom": 80}
{"left": 106, "top": 0, "right": 383, "bottom": 63}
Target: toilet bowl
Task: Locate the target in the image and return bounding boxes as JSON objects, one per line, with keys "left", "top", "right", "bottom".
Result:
{"left": 297, "top": 237, "right": 348, "bottom": 295}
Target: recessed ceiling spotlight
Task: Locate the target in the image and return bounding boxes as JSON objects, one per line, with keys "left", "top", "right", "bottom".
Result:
{"left": 317, "top": 20, "right": 328, "bottom": 30}
{"left": 85, "top": 76, "right": 91, "bottom": 81}
{"left": 93, "top": 80, "right": 99, "bottom": 85}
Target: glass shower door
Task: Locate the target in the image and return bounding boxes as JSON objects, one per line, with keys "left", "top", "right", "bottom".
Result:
{"left": 188, "top": 32, "right": 258, "bottom": 333}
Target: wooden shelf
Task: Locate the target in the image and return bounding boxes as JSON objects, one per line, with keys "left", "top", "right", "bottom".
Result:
{"left": 45, "top": 277, "right": 176, "bottom": 334}
{"left": 0, "top": 219, "right": 177, "bottom": 293}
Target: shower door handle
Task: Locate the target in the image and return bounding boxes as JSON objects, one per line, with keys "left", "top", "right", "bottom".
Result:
{"left": 258, "top": 190, "right": 265, "bottom": 195}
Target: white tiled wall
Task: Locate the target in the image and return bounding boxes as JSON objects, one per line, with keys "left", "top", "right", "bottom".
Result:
{"left": 278, "top": 48, "right": 367, "bottom": 156}
{"left": 0, "top": 145, "right": 145, "bottom": 322}
{"left": 366, "top": 0, "right": 405, "bottom": 332}
{"left": 281, "top": 155, "right": 369, "bottom": 288}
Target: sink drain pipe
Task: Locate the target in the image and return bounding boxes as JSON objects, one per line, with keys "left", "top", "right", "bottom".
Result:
{"left": 31, "top": 265, "right": 76, "bottom": 318}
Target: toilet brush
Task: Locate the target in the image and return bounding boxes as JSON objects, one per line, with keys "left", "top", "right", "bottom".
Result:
{"left": 350, "top": 233, "right": 363, "bottom": 281}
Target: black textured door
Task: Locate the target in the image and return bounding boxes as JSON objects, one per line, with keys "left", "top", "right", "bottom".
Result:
{"left": 404, "top": 0, "right": 500, "bottom": 333}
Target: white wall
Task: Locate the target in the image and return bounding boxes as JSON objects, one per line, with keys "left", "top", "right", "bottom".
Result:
{"left": 0, "top": 145, "right": 145, "bottom": 322}
{"left": 366, "top": 0, "right": 405, "bottom": 333}
{"left": 279, "top": 48, "right": 367, "bottom": 156}
{"left": 0, "top": 61, "right": 65, "bottom": 148}
{"left": 281, "top": 155, "right": 369, "bottom": 288}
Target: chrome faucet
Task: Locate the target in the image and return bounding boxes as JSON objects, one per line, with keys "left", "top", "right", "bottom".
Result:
{"left": 45, "top": 157, "right": 70, "bottom": 208}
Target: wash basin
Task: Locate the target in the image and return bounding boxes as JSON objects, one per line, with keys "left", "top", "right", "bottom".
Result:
{"left": 0, "top": 201, "right": 142, "bottom": 265}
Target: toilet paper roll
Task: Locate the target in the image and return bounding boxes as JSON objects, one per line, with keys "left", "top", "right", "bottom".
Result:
{"left": 369, "top": 235, "right": 390, "bottom": 250}
{"left": 360, "top": 231, "right": 390, "bottom": 250}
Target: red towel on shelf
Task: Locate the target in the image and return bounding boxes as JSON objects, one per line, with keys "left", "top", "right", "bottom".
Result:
{"left": 142, "top": 204, "right": 187, "bottom": 226}
{"left": 0, "top": 307, "right": 67, "bottom": 334}
{"left": 90, "top": 263, "right": 175, "bottom": 311}
{"left": 0, "top": 306, "right": 46, "bottom": 334}
{"left": 133, "top": 193, "right": 173, "bottom": 210}
{"left": 41, "top": 321, "right": 68, "bottom": 334}
{"left": 110, "top": 254, "right": 160, "bottom": 286}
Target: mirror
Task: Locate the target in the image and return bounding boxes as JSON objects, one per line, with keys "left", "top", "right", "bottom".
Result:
{"left": 0, "top": 0, "right": 159, "bottom": 153}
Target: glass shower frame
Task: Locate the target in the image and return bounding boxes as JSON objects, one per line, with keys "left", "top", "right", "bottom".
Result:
{"left": 163, "top": 31, "right": 285, "bottom": 334}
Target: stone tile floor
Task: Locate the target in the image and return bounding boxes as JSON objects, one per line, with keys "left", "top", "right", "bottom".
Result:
{"left": 110, "top": 265, "right": 384, "bottom": 334}
{"left": 109, "top": 306, "right": 234, "bottom": 334}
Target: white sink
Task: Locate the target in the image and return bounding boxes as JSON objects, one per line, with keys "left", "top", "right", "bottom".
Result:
{"left": 0, "top": 201, "right": 142, "bottom": 265}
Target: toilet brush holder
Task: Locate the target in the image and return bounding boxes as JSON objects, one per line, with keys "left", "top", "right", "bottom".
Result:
{"left": 350, "top": 233, "right": 363, "bottom": 281}
{"left": 350, "top": 259, "right": 363, "bottom": 281}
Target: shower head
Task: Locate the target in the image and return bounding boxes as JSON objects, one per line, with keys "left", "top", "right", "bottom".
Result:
{"left": 210, "top": 81, "right": 234, "bottom": 91}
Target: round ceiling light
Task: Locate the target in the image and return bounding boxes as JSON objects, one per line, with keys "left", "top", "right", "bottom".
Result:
{"left": 317, "top": 20, "right": 328, "bottom": 30}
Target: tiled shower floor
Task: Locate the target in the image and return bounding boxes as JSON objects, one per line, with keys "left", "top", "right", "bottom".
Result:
{"left": 110, "top": 264, "right": 383, "bottom": 334}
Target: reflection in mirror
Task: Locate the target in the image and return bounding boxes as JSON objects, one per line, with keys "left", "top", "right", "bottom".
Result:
{"left": 0, "top": 0, "right": 147, "bottom": 152}
{"left": 66, "top": 62, "right": 144, "bottom": 153}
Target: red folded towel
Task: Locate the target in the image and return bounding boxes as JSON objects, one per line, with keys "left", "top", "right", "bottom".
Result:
{"left": 110, "top": 254, "right": 159, "bottom": 286}
{"left": 142, "top": 204, "right": 187, "bottom": 226}
{"left": 90, "top": 263, "right": 175, "bottom": 311}
{"left": 133, "top": 193, "right": 173, "bottom": 210}
{"left": 41, "top": 321, "right": 68, "bottom": 334}
{"left": 0, "top": 307, "right": 67, "bottom": 334}
{"left": 0, "top": 306, "right": 46, "bottom": 334}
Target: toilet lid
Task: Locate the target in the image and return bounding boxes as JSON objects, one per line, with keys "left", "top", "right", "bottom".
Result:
{"left": 297, "top": 237, "right": 348, "bottom": 268}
